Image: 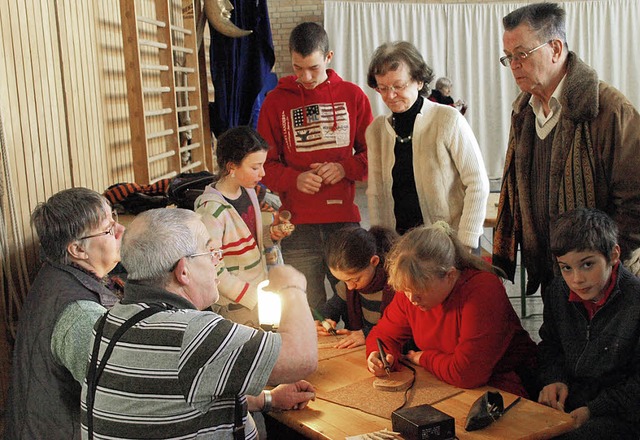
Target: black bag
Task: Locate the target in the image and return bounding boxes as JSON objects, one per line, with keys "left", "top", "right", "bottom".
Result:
{"left": 464, "top": 391, "right": 504, "bottom": 431}
{"left": 167, "top": 171, "right": 216, "bottom": 209}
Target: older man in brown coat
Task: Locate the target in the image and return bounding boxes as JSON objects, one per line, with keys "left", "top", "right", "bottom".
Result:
{"left": 493, "top": 2, "right": 640, "bottom": 298}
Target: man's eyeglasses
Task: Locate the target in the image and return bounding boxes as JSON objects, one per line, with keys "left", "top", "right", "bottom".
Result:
{"left": 500, "top": 41, "right": 551, "bottom": 67}
{"left": 169, "top": 248, "right": 223, "bottom": 272}
{"left": 79, "top": 211, "right": 118, "bottom": 240}
{"left": 375, "top": 81, "right": 411, "bottom": 95}
{"left": 187, "top": 249, "right": 223, "bottom": 267}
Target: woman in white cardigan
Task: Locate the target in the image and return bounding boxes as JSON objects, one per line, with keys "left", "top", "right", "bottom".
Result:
{"left": 365, "top": 41, "right": 489, "bottom": 250}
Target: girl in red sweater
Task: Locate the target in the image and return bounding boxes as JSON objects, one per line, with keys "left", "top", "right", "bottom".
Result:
{"left": 366, "top": 221, "right": 537, "bottom": 397}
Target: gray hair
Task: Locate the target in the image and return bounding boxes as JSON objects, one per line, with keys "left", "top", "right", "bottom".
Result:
{"left": 503, "top": 2, "right": 567, "bottom": 46}
{"left": 31, "top": 187, "right": 111, "bottom": 265}
{"left": 435, "top": 77, "right": 452, "bottom": 92}
{"left": 122, "top": 208, "right": 200, "bottom": 286}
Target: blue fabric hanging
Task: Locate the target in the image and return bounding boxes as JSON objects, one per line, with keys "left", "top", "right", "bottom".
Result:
{"left": 209, "top": 0, "right": 275, "bottom": 136}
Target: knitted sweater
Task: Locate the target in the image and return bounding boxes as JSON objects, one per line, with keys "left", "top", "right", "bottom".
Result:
{"left": 195, "top": 185, "right": 273, "bottom": 310}
{"left": 365, "top": 99, "right": 489, "bottom": 248}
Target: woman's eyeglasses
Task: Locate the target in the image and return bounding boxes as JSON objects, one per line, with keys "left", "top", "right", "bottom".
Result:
{"left": 79, "top": 211, "right": 119, "bottom": 240}
{"left": 375, "top": 81, "right": 411, "bottom": 95}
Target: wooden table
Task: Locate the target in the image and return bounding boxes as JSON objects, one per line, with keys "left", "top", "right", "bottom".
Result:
{"left": 484, "top": 192, "right": 500, "bottom": 229}
{"left": 268, "top": 347, "right": 574, "bottom": 439}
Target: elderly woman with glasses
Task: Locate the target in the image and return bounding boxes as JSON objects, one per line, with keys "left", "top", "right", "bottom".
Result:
{"left": 5, "top": 187, "right": 124, "bottom": 440}
{"left": 365, "top": 41, "right": 489, "bottom": 250}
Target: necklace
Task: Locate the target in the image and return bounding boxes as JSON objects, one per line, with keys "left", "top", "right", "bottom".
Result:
{"left": 391, "top": 117, "right": 412, "bottom": 144}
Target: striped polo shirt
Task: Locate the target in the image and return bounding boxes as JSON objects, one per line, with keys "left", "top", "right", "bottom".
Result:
{"left": 80, "top": 281, "right": 281, "bottom": 439}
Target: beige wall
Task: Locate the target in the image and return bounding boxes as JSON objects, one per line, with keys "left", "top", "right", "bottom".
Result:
{"left": 0, "top": 0, "right": 214, "bottom": 425}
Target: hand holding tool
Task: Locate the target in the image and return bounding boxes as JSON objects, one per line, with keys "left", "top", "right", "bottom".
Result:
{"left": 376, "top": 338, "right": 391, "bottom": 377}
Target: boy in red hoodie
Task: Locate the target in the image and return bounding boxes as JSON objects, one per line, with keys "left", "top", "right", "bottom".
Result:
{"left": 257, "top": 22, "right": 373, "bottom": 309}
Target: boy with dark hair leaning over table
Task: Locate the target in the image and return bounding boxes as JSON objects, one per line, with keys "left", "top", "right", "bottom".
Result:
{"left": 538, "top": 207, "right": 640, "bottom": 439}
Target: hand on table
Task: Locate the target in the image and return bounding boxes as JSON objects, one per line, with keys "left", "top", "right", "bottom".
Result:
{"left": 316, "top": 318, "right": 338, "bottom": 335}
{"left": 403, "top": 349, "right": 423, "bottom": 366}
{"left": 333, "top": 329, "right": 365, "bottom": 349}
{"left": 538, "top": 382, "right": 569, "bottom": 411}
{"left": 569, "top": 406, "right": 590, "bottom": 428}
{"left": 270, "top": 380, "right": 316, "bottom": 411}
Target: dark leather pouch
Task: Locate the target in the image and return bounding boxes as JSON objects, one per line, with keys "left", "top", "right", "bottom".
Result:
{"left": 464, "top": 391, "right": 504, "bottom": 431}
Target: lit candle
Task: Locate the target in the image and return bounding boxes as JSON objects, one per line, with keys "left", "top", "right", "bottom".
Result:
{"left": 257, "top": 280, "right": 281, "bottom": 331}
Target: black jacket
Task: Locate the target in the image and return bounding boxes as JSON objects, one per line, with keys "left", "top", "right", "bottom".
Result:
{"left": 5, "top": 262, "right": 117, "bottom": 440}
{"left": 538, "top": 264, "right": 640, "bottom": 425}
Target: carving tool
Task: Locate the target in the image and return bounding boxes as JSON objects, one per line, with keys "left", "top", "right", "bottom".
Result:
{"left": 376, "top": 338, "right": 391, "bottom": 377}
{"left": 311, "top": 308, "right": 337, "bottom": 336}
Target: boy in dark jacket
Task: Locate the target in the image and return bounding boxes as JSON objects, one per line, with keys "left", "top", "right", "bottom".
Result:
{"left": 538, "top": 207, "right": 640, "bottom": 439}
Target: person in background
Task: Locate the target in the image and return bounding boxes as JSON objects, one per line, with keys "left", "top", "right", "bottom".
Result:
{"left": 367, "top": 222, "right": 537, "bottom": 398}
{"left": 538, "top": 208, "right": 640, "bottom": 440}
{"left": 365, "top": 41, "right": 488, "bottom": 249}
{"left": 5, "top": 187, "right": 123, "bottom": 439}
{"left": 80, "top": 208, "right": 317, "bottom": 439}
{"left": 493, "top": 2, "right": 640, "bottom": 299}
{"left": 428, "top": 76, "right": 467, "bottom": 115}
{"left": 257, "top": 22, "right": 373, "bottom": 310}
{"left": 195, "top": 126, "right": 293, "bottom": 327}
{"left": 316, "top": 225, "right": 398, "bottom": 349}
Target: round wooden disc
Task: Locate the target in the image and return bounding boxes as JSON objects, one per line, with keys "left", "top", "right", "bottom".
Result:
{"left": 372, "top": 369, "right": 413, "bottom": 391}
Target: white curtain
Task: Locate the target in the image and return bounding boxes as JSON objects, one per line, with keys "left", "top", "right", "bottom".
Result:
{"left": 325, "top": 0, "right": 639, "bottom": 178}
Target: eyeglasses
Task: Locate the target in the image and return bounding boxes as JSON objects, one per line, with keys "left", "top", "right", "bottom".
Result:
{"left": 79, "top": 211, "right": 119, "bottom": 240}
{"left": 187, "top": 249, "right": 223, "bottom": 266}
{"left": 169, "top": 248, "right": 223, "bottom": 272}
{"left": 375, "top": 81, "right": 411, "bottom": 95}
{"left": 500, "top": 41, "right": 551, "bottom": 67}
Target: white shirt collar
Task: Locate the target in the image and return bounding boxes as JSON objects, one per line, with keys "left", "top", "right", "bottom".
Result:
{"left": 528, "top": 74, "right": 566, "bottom": 138}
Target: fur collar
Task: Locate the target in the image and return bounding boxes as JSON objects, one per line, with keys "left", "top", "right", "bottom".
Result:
{"left": 512, "top": 52, "right": 600, "bottom": 121}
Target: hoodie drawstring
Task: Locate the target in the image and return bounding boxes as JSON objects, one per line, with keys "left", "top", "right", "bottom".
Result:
{"left": 297, "top": 80, "right": 339, "bottom": 131}
{"left": 327, "top": 81, "right": 338, "bottom": 132}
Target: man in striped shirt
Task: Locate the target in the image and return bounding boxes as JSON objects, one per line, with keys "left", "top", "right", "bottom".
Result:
{"left": 80, "top": 208, "right": 317, "bottom": 439}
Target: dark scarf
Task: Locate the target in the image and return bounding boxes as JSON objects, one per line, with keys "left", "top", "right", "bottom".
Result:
{"left": 69, "top": 262, "right": 125, "bottom": 299}
{"left": 346, "top": 264, "right": 395, "bottom": 330}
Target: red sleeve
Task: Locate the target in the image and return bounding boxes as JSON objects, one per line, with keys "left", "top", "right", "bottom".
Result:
{"left": 419, "top": 274, "right": 515, "bottom": 389}
{"left": 340, "top": 89, "right": 372, "bottom": 182}
{"left": 257, "top": 97, "right": 300, "bottom": 194}
{"left": 365, "top": 291, "right": 413, "bottom": 371}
